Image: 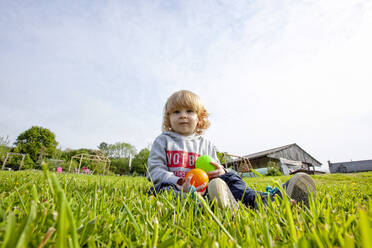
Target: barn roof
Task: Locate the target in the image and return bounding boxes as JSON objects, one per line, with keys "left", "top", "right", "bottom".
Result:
{"left": 240, "top": 143, "right": 322, "bottom": 167}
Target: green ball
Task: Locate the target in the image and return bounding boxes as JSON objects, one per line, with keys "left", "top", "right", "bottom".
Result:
{"left": 195, "top": 155, "right": 216, "bottom": 172}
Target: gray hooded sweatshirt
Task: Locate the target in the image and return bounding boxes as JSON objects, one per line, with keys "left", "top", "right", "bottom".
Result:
{"left": 147, "top": 131, "right": 220, "bottom": 187}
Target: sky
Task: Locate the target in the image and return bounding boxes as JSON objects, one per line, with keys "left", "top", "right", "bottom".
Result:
{"left": 1, "top": 0, "right": 372, "bottom": 172}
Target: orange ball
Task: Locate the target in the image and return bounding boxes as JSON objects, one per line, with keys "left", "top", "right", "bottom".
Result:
{"left": 186, "top": 168, "right": 209, "bottom": 192}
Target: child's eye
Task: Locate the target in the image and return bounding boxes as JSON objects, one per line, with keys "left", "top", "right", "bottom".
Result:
{"left": 187, "top": 110, "right": 194, "bottom": 113}
{"left": 173, "top": 110, "right": 180, "bottom": 114}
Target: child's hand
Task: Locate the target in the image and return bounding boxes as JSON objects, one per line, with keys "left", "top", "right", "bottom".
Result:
{"left": 176, "top": 175, "right": 193, "bottom": 192}
{"left": 180, "top": 175, "right": 193, "bottom": 192}
{"left": 176, "top": 175, "right": 207, "bottom": 196}
{"left": 207, "top": 161, "right": 226, "bottom": 179}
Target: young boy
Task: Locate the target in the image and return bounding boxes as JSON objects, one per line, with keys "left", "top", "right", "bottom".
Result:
{"left": 147, "top": 90, "right": 316, "bottom": 209}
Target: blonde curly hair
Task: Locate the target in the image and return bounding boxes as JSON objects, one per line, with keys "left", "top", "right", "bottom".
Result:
{"left": 162, "top": 90, "right": 210, "bottom": 135}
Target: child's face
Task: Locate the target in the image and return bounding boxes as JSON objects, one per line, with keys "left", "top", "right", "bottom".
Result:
{"left": 169, "top": 108, "right": 199, "bottom": 136}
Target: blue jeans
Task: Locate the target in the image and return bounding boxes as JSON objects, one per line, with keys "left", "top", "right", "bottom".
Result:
{"left": 219, "top": 172, "right": 281, "bottom": 208}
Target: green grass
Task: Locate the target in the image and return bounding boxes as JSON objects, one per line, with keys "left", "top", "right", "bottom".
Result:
{"left": 0, "top": 170, "right": 371, "bottom": 247}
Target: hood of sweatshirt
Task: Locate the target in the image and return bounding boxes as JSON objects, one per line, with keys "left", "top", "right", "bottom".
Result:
{"left": 163, "top": 131, "right": 202, "bottom": 141}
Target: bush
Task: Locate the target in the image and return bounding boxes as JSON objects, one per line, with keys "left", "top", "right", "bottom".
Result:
{"left": 131, "top": 148, "right": 149, "bottom": 176}
{"left": 87, "top": 162, "right": 107, "bottom": 174}
{"left": 36, "top": 159, "right": 68, "bottom": 171}
{"left": 0, "top": 146, "right": 11, "bottom": 163}
{"left": 3, "top": 154, "right": 34, "bottom": 170}
{"left": 110, "top": 158, "right": 130, "bottom": 175}
{"left": 266, "top": 167, "right": 282, "bottom": 176}
{"left": 131, "top": 163, "right": 146, "bottom": 176}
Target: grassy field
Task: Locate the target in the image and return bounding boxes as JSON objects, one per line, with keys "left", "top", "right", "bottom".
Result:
{"left": 0, "top": 169, "right": 371, "bottom": 247}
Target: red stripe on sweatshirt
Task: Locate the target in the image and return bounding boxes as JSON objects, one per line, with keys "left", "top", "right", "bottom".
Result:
{"left": 166, "top": 151, "right": 200, "bottom": 169}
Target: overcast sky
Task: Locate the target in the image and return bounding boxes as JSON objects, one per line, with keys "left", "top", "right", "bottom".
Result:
{"left": 1, "top": 0, "right": 371, "bottom": 171}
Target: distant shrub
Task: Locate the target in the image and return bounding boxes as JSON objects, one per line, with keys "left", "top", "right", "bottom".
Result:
{"left": 37, "top": 158, "right": 67, "bottom": 171}
{"left": 110, "top": 158, "right": 130, "bottom": 175}
{"left": 4, "top": 154, "right": 34, "bottom": 170}
{"left": 0, "top": 145, "right": 11, "bottom": 163}
{"left": 266, "top": 167, "right": 282, "bottom": 176}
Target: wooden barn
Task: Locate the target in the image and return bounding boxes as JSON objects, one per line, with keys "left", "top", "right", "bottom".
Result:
{"left": 328, "top": 159, "right": 372, "bottom": 173}
{"left": 227, "top": 143, "right": 322, "bottom": 175}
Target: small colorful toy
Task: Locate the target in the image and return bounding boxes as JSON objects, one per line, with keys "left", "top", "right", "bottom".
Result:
{"left": 186, "top": 168, "right": 209, "bottom": 192}
{"left": 195, "top": 155, "right": 216, "bottom": 172}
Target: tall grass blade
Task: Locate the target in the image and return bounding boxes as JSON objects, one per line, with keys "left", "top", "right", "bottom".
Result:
{"left": 38, "top": 227, "right": 56, "bottom": 248}
{"left": 196, "top": 194, "right": 240, "bottom": 247}
{"left": 358, "top": 208, "right": 371, "bottom": 248}
{"left": 122, "top": 200, "right": 142, "bottom": 233}
{"left": 1, "top": 214, "right": 16, "bottom": 248}
{"left": 15, "top": 200, "right": 37, "bottom": 248}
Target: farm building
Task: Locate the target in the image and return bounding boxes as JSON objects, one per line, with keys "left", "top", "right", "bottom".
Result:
{"left": 227, "top": 143, "right": 322, "bottom": 175}
{"left": 328, "top": 159, "right": 372, "bottom": 173}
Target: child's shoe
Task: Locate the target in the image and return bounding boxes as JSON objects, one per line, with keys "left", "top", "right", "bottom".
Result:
{"left": 283, "top": 172, "right": 316, "bottom": 208}
{"left": 208, "top": 178, "right": 239, "bottom": 211}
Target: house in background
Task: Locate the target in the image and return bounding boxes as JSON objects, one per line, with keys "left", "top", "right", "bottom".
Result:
{"left": 227, "top": 143, "right": 322, "bottom": 175}
{"left": 328, "top": 159, "right": 372, "bottom": 173}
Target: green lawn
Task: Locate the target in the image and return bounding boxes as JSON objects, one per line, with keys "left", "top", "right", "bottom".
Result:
{"left": 0, "top": 169, "right": 371, "bottom": 247}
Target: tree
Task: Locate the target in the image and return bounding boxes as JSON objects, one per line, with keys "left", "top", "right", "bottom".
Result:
{"left": 98, "top": 141, "right": 137, "bottom": 175}
{"left": 98, "top": 141, "right": 136, "bottom": 159}
{"left": 98, "top": 142, "right": 109, "bottom": 154}
{"left": 110, "top": 158, "right": 130, "bottom": 175}
{"left": 14, "top": 126, "right": 58, "bottom": 162}
{"left": 131, "top": 148, "right": 150, "bottom": 175}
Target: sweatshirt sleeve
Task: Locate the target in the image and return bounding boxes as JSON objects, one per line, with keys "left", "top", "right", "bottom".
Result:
{"left": 147, "top": 136, "right": 180, "bottom": 186}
